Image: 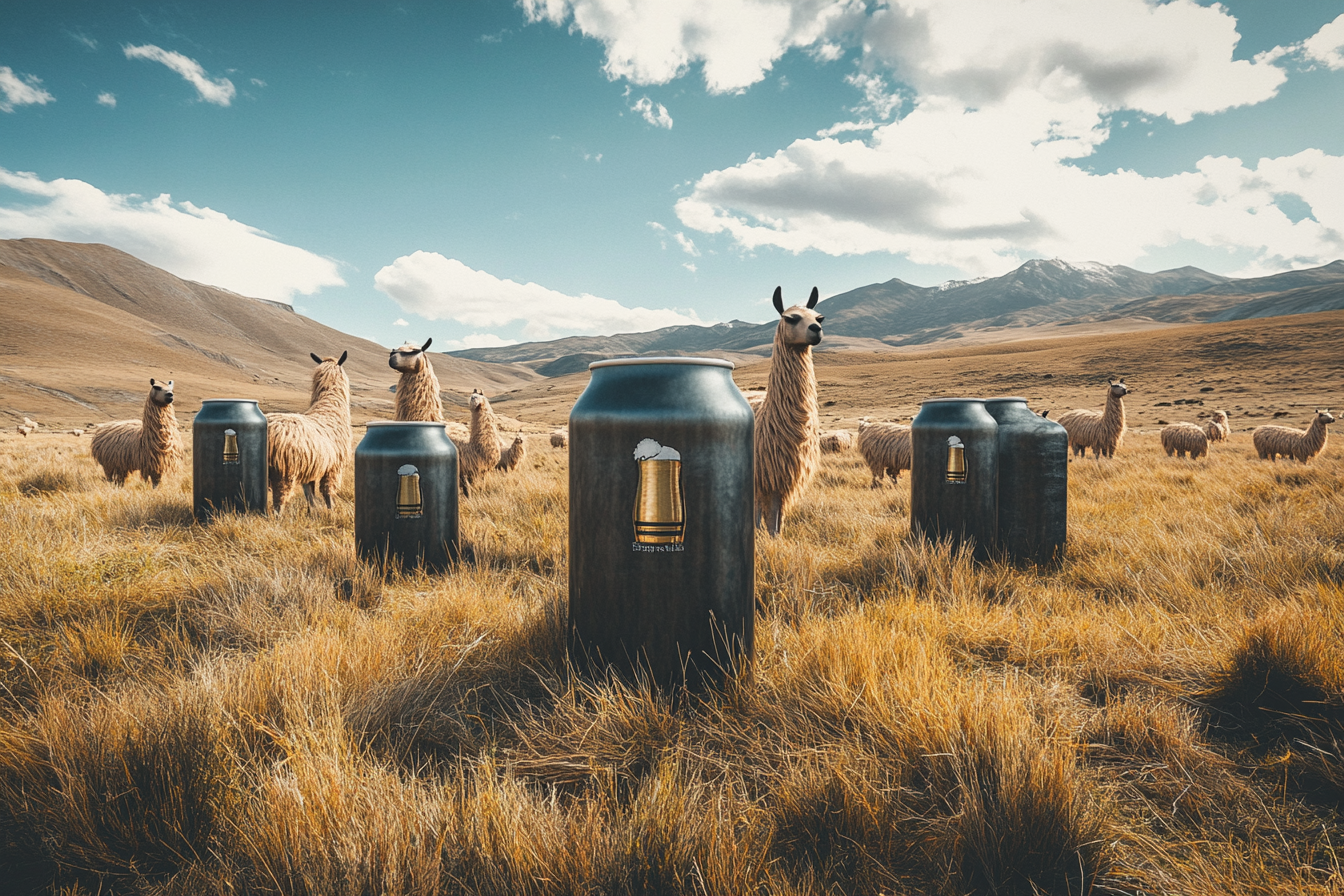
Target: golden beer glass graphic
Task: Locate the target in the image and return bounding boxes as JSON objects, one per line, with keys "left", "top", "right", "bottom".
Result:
{"left": 946, "top": 435, "right": 967, "bottom": 483}
{"left": 396, "top": 464, "right": 423, "bottom": 518}
{"left": 633, "top": 439, "right": 685, "bottom": 544}
{"left": 222, "top": 429, "right": 240, "bottom": 464}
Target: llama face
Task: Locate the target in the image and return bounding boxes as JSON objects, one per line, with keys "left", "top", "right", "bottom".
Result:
{"left": 389, "top": 339, "right": 431, "bottom": 373}
{"left": 772, "top": 286, "right": 823, "bottom": 348}
{"left": 469, "top": 390, "right": 487, "bottom": 411}
{"left": 149, "top": 378, "right": 175, "bottom": 406}
{"left": 1318, "top": 410, "right": 1336, "bottom": 425}
{"left": 1108, "top": 380, "right": 1129, "bottom": 397}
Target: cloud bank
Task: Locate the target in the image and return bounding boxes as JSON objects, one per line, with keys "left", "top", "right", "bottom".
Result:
{"left": 123, "top": 44, "right": 236, "bottom": 106}
{"left": 0, "top": 168, "right": 345, "bottom": 302}
{"left": 0, "top": 66, "right": 55, "bottom": 112}
{"left": 532, "top": 0, "right": 1343, "bottom": 276}
{"left": 374, "top": 251, "right": 704, "bottom": 341}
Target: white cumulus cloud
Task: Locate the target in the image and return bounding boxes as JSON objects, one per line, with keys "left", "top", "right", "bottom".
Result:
{"left": 0, "top": 167, "right": 345, "bottom": 303}
{"left": 1302, "top": 13, "right": 1344, "bottom": 70}
{"left": 374, "top": 251, "right": 705, "bottom": 339}
{"left": 123, "top": 44, "right": 236, "bottom": 106}
{"left": 632, "top": 95, "right": 673, "bottom": 128}
{"left": 0, "top": 66, "right": 55, "bottom": 112}
{"left": 96, "top": 92, "right": 116, "bottom": 108}
{"left": 393, "top": 318, "right": 409, "bottom": 326}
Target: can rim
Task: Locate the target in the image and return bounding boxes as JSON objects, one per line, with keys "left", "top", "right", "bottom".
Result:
{"left": 365, "top": 420, "right": 455, "bottom": 428}
{"left": 589, "top": 356, "right": 735, "bottom": 370}
{"left": 199, "top": 398, "right": 261, "bottom": 405}
{"left": 982, "top": 396, "right": 1028, "bottom": 403}
{"left": 918, "top": 397, "right": 988, "bottom": 405}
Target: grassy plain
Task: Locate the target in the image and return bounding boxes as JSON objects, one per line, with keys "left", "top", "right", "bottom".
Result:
{"left": 1, "top": 420, "right": 1342, "bottom": 895}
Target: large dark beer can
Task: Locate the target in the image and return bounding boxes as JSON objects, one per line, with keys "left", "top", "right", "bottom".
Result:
{"left": 910, "top": 398, "right": 998, "bottom": 559}
{"left": 569, "top": 358, "right": 754, "bottom": 689}
{"left": 984, "top": 397, "right": 1068, "bottom": 565}
{"left": 193, "top": 399, "right": 267, "bottom": 521}
{"left": 355, "top": 422, "right": 459, "bottom": 573}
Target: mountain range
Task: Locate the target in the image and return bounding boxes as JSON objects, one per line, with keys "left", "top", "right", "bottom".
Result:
{"left": 450, "top": 257, "right": 1344, "bottom": 370}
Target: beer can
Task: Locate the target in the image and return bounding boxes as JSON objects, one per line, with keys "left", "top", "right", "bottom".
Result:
{"left": 355, "top": 421, "right": 459, "bottom": 573}
{"left": 193, "top": 399, "right": 267, "bottom": 521}
{"left": 910, "top": 398, "right": 998, "bottom": 559}
{"left": 984, "top": 397, "right": 1068, "bottom": 565}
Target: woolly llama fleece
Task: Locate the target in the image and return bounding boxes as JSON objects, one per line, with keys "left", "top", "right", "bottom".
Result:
{"left": 1205, "top": 410, "right": 1231, "bottom": 443}
{"left": 753, "top": 285, "right": 823, "bottom": 537}
{"left": 389, "top": 338, "right": 443, "bottom": 423}
{"left": 459, "top": 389, "right": 502, "bottom": 495}
{"left": 1160, "top": 422, "right": 1209, "bottom": 459}
{"left": 1253, "top": 410, "right": 1334, "bottom": 463}
{"left": 267, "top": 352, "right": 353, "bottom": 511}
{"left": 857, "top": 418, "right": 912, "bottom": 488}
{"left": 90, "top": 378, "right": 182, "bottom": 487}
{"left": 1057, "top": 379, "right": 1129, "bottom": 458}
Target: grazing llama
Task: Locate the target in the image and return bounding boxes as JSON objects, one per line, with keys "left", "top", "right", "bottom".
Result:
{"left": 754, "top": 285, "right": 823, "bottom": 537}
{"left": 459, "top": 389, "right": 502, "bottom": 495}
{"left": 857, "top": 418, "right": 912, "bottom": 488}
{"left": 90, "top": 378, "right": 182, "bottom": 487}
{"left": 550, "top": 428, "right": 568, "bottom": 449}
{"left": 1205, "top": 410, "right": 1231, "bottom": 443}
{"left": 1160, "top": 422, "right": 1209, "bottom": 459}
{"left": 1057, "top": 379, "right": 1129, "bottom": 459}
{"left": 1253, "top": 410, "right": 1333, "bottom": 463}
{"left": 267, "top": 352, "right": 352, "bottom": 512}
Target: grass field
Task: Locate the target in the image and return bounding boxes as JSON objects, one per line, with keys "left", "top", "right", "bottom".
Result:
{"left": 1, "top": 425, "right": 1342, "bottom": 895}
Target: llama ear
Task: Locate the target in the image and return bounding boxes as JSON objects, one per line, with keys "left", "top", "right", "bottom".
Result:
{"left": 421, "top": 338, "right": 432, "bottom": 352}
{"left": 150, "top": 378, "right": 156, "bottom": 386}
{"left": 338, "top": 351, "right": 348, "bottom": 366}
{"left": 311, "top": 353, "right": 322, "bottom": 364}
{"left": 772, "top": 286, "right": 784, "bottom": 315}
{"left": 807, "top": 287, "right": 819, "bottom": 309}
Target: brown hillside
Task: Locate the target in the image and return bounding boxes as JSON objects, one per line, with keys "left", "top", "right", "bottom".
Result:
{"left": 0, "top": 239, "right": 540, "bottom": 426}
{"left": 489, "top": 310, "right": 1344, "bottom": 433}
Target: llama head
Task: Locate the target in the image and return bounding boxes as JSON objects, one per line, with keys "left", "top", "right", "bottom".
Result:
{"left": 511, "top": 431, "right": 524, "bottom": 447}
{"left": 389, "top": 338, "right": 432, "bottom": 373}
{"left": 772, "top": 286, "right": 823, "bottom": 348}
{"left": 1108, "top": 379, "right": 1129, "bottom": 397}
{"left": 149, "top": 378, "right": 175, "bottom": 406}
{"left": 1317, "top": 409, "right": 1336, "bottom": 425}
{"left": 1214, "top": 410, "right": 1228, "bottom": 422}
{"left": 307, "top": 351, "right": 350, "bottom": 403}
{"left": 469, "top": 389, "right": 489, "bottom": 411}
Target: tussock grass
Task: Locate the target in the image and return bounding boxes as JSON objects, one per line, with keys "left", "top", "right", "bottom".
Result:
{"left": 0, "top": 430, "right": 1342, "bottom": 893}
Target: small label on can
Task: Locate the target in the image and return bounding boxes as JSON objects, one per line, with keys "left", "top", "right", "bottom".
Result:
{"left": 632, "top": 542, "right": 685, "bottom": 553}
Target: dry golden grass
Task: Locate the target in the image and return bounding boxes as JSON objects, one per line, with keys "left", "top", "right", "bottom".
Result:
{"left": 1, "top": 428, "right": 1342, "bottom": 894}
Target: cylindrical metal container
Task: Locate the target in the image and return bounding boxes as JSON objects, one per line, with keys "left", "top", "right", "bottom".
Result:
{"left": 569, "top": 357, "right": 754, "bottom": 689}
{"left": 355, "top": 422, "right": 459, "bottom": 573}
{"left": 910, "top": 398, "right": 998, "bottom": 559}
{"left": 193, "top": 399, "right": 268, "bottom": 521}
{"left": 984, "top": 397, "right": 1068, "bottom": 565}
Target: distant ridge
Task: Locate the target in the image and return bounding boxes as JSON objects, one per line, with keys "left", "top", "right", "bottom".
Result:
{"left": 448, "top": 257, "right": 1344, "bottom": 373}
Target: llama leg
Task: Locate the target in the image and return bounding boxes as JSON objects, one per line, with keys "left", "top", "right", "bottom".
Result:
{"left": 319, "top": 472, "right": 337, "bottom": 508}
{"left": 765, "top": 494, "right": 783, "bottom": 538}
{"left": 301, "top": 481, "right": 318, "bottom": 511}
{"left": 270, "top": 469, "right": 291, "bottom": 512}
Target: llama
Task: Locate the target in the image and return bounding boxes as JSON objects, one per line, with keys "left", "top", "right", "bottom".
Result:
{"left": 754, "top": 285, "right": 823, "bottom": 536}
{"left": 90, "top": 379, "right": 182, "bottom": 487}
{"left": 1205, "top": 410, "right": 1230, "bottom": 443}
{"left": 389, "top": 338, "right": 443, "bottom": 423}
{"left": 17, "top": 426, "right": 31, "bottom": 437}
{"left": 550, "top": 428, "right": 568, "bottom": 449}
{"left": 857, "top": 418, "right": 912, "bottom": 488}
{"left": 496, "top": 431, "right": 526, "bottom": 471}
{"left": 1253, "top": 410, "right": 1334, "bottom": 463}
{"left": 820, "top": 430, "right": 854, "bottom": 453}
{"left": 267, "top": 352, "right": 352, "bottom": 512}
{"left": 459, "top": 389, "right": 502, "bottom": 496}
{"left": 1160, "top": 422, "right": 1209, "bottom": 459}
{"left": 1057, "top": 379, "right": 1129, "bottom": 459}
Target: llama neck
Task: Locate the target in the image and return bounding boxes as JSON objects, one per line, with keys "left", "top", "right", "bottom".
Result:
{"left": 395, "top": 363, "right": 443, "bottom": 422}
{"left": 765, "top": 331, "right": 818, "bottom": 433}
{"left": 141, "top": 396, "right": 177, "bottom": 451}
{"left": 307, "top": 374, "right": 351, "bottom": 425}
{"left": 1306, "top": 417, "right": 1329, "bottom": 453}
{"left": 1105, "top": 390, "right": 1126, "bottom": 430}
{"left": 471, "top": 401, "right": 500, "bottom": 443}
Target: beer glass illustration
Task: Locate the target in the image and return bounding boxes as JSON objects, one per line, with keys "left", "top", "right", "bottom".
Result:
{"left": 946, "top": 435, "right": 967, "bottom": 483}
{"left": 633, "top": 438, "right": 685, "bottom": 543}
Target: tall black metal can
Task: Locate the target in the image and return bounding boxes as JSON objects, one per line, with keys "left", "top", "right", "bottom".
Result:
{"left": 355, "top": 422, "right": 459, "bottom": 573}
{"left": 569, "top": 358, "right": 754, "bottom": 689}
{"left": 910, "top": 398, "right": 998, "bottom": 559}
{"left": 193, "top": 399, "right": 268, "bottom": 521}
{"left": 984, "top": 397, "right": 1068, "bottom": 565}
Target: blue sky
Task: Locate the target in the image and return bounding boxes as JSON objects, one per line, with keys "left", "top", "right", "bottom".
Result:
{"left": 1, "top": 1, "right": 1342, "bottom": 350}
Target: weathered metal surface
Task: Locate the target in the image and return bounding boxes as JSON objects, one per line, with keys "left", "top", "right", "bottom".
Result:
{"left": 193, "top": 399, "right": 267, "bottom": 521}
{"left": 910, "top": 398, "right": 998, "bottom": 559}
{"left": 984, "top": 397, "right": 1069, "bottom": 565}
{"left": 569, "top": 357, "right": 754, "bottom": 689}
{"left": 355, "top": 421, "right": 459, "bottom": 573}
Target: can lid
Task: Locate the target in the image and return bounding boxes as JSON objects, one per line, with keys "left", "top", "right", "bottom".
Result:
{"left": 983, "top": 396, "right": 1028, "bottom": 403}
{"left": 918, "top": 397, "right": 988, "bottom": 404}
{"left": 200, "top": 398, "right": 261, "bottom": 404}
{"left": 589, "top": 356, "right": 735, "bottom": 370}
{"left": 365, "top": 420, "right": 454, "bottom": 428}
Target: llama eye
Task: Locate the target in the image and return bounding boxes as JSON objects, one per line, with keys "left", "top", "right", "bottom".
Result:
{"left": 816, "top": 316, "right": 824, "bottom": 323}
{"left": 785, "top": 315, "right": 801, "bottom": 324}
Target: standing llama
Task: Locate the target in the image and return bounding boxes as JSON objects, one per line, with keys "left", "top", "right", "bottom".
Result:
{"left": 1205, "top": 410, "right": 1231, "bottom": 443}
{"left": 1253, "top": 410, "right": 1334, "bottom": 463}
{"left": 496, "top": 431, "right": 526, "bottom": 471}
{"left": 1160, "top": 422, "right": 1209, "bottom": 459}
{"left": 1057, "top": 379, "right": 1129, "bottom": 459}
{"left": 755, "top": 285, "right": 823, "bottom": 537}
{"left": 857, "top": 418, "right": 912, "bottom": 488}
{"left": 459, "top": 389, "right": 502, "bottom": 496}
{"left": 267, "top": 352, "right": 353, "bottom": 512}
{"left": 389, "top": 338, "right": 443, "bottom": 422}
{"left": 90, "top": 378, "right": 182, "bottom": 487}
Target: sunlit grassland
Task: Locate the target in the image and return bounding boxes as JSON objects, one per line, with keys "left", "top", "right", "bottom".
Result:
{"left": 1, "top": 429, "right": 1342, "bottom": 895}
